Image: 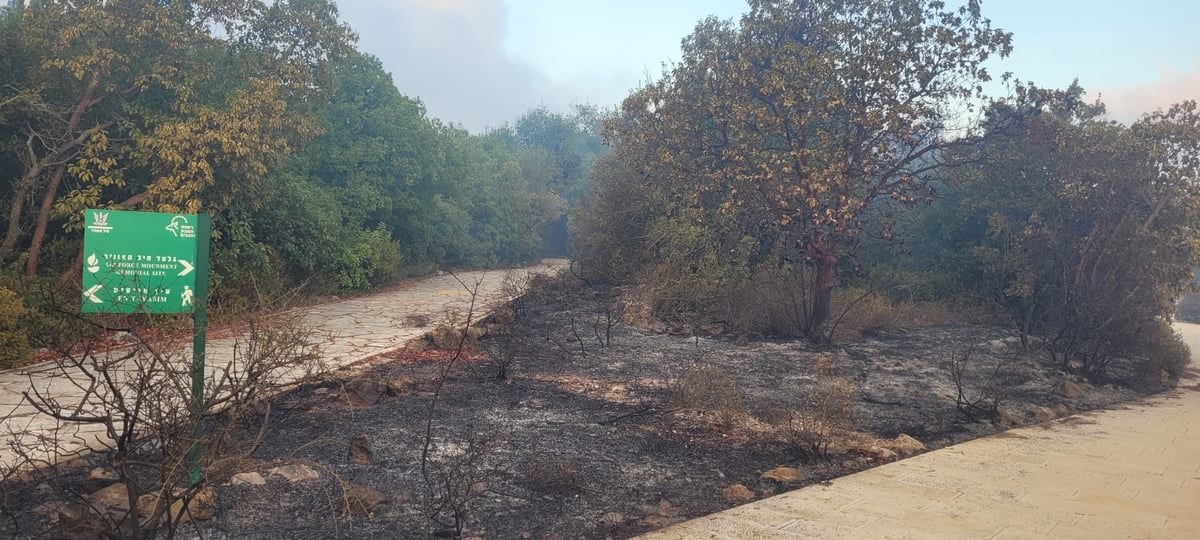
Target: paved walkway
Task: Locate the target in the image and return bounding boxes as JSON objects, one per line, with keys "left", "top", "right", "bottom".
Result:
{"left": 641, "top": 324, "right": 1200, "bottom": 539}
{"left": 0, "top": 260, "right": 566, "bottom": 470}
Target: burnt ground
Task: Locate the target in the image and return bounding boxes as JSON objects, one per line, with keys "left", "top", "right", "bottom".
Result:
{"left": 0, "top": 279, "right": 1159, "bottom": 539}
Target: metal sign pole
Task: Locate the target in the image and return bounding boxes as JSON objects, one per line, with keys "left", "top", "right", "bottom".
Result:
{"left": 187, "top": 214, "right": 210, "bottom": 486}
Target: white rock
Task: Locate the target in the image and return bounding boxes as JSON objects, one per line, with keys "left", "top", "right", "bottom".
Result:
{"left": 231, "top": 472, "right": 267, "bottom": 486}
{"left": 269, "top": 464, "right": 320, "bottom": 483}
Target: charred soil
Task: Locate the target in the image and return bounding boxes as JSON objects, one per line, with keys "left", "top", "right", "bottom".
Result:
{"left": 0, "top": 280, "right": 1158, "bottom": 539}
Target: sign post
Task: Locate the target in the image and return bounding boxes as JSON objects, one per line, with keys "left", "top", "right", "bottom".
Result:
{"left": 82, "top": 209, "right": 210, "bottom": 484}
{"left": 186, "top": 214, "right": 209, "bottom": 485}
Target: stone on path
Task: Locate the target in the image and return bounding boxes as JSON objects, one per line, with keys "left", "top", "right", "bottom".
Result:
{"left": 173, "top": 486, "right": 217, "bottom": 523}
{"left": 343, "top": 378, "right": 385, "bottom": 406}
{"left": 892, "top": 433, "right": 925, "bottom": 455}
{"left": 82, "top": 467, "right": 119, "bottom": 493}
{"left": 385, "top": 376, "right": 411, "bottom": 397}
{"left": 649, "top": 499, "right": 680, "bottom": 517}
{"left": 600, "top": 512, "right": 625, "bottom": 526}
{"left": 345, "top": 484, "right": 390, "bottom": 517}
{"left": 139, "top": 486, "right": 217, "bottom": 524}
{"left": 1056, "top": 378, "right": 1085, "bottom": 398}
{"left": 722, "top": 484, "right": 755, "bottom": 503}
{"left": 869, "top": 446, "right": 898, "bottom": 461}
{"left": 760, "top": 466, "right": 802, "bottom": 483}
{"left": 87, "top": 483, "right": 130, "bottom": 514}
{"left": 230, "top": 472, "right": 266, "bottom": 486}
{"left": 997, "top": 407, "right": 1021, "bottom": 426}
{"left": 349, "top": 433, "right": 374, "bottom": 465}
{"left": 269, "top": 463, "right": 320, "bottom": 482}
{"left": 1034, "top": 405, "right": 1055, "bottom": 423}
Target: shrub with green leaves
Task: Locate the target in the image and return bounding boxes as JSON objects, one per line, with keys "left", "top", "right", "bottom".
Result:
{"left": 0, "top": 286, "right": 33, "bottom": 369}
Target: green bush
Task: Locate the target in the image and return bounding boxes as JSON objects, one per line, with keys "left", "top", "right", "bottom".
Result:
{"left": 0, "top": 287, "right": 33, "bottom": 369}
{"left": 335, "top": 226, "right": 404, "bottom": 291}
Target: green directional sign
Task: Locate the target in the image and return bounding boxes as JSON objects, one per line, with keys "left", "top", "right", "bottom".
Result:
{"left": 81, "top": 209, "right": 202, "bottom": 314}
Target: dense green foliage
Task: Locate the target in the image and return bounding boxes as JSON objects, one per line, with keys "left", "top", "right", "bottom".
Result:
{"left": 0, "top": 1, "right": 603, "bottom": 355}
{"left": 883, "top": 84, "right": 1200, "bottom": 379}
{"left": 575, "top": 0, "right": 1199, "bottom": 382}
{"left": 575, "top": 0, "right": 1011, "bottom": 338}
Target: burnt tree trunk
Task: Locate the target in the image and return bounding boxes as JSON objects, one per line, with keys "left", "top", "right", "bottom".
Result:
{"left": 807, "top": 242, "right": 838, "bottom": 340}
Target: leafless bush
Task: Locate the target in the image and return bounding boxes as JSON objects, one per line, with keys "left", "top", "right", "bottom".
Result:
{"left": 420, "top": 430, "right": 497, "bottom": 536}
{"left": 496, "top": 269, "right": 537, "bottom": 321}
{"left": 418, "top": 274, "right": 498, "bottom": 537}
{"left": 592, "top": 300, "right": 623, "bottom": 348}
{"left": 520, "top": 271, "right": 582, "bottom": 308}
{"left": 545, "top": 312, "right": 588, "bottom": 359}
{"left": 522, "top": 456, "right": 580, "bottom": 496}
{"left": 7, "top": 311, "right": 324, "bottom": 538}
{"left": 427, "top": 308, "right": 467, "bottom": 350}
{"left": 482, "top": 325, "right": 517, "bottom": 380}
{"left": 772, "top": 357, "right": 857, "bottom": 460}
{"left": 944, "top": 347, "right": 1023, "bottom": 422}
{"left": 666, "top": 361, "right": 745, "bottom": 427}
{"left": 718, "top": 266, "right": 811, "bottom": 337}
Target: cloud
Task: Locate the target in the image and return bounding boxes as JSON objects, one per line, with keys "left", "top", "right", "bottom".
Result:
{"left": 1098, "top": 64, "right": 1200, "bottom": 123}
{"left": 335, "top": 0, "right": 570, "bottom": 132}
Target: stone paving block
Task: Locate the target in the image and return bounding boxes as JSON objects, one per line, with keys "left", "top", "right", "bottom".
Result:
{"left": 1001, "top": 473, "right": 1088, "bottom": 499}
{"left": 839, "top": 472, "right": 965, "bottom": 505}
{"left": 1156, "top": 445, "right": 1200, "bottom": 471}
{"left": 918, "top": 493, "right": 1061, "bottom": 535}
{"left": 914, "top": 454, "right": 1027, "bottom": 482}
{"left": 751, "top": 496, "right": 877, "bottom": 529}
{"left": 775, "top": 516, "right": 863, "bottom": 537}
{"left": 666, "top": 515, "right": 810, "bottom": 539}
{"left": 719, "top": 503, "right": 802, "bottom": 529}
{"left": 761, "top": 485, "right": 862, "bottom": 514}
{"left": 1119, "top": 473, "right": 1188, "bottom": 493}
{"left": 1021, "top": 491, "right": 1172, "bottom": 530}
{"left": 894, "top": 470, "right": 1025, "bottom": 502}
{"left": 1069, "top": 491, "right": 1189, "bottom": 522}
{"left": 855, "top": 516, "right": 1000, "bottom": 539}
{"left": 1046, "top": 512, "right": 1171, "bottom": 539}
{"left": 1162, "top": 513, "right": 1200, "bottom": 535}
{"left": 839, "top": 490, "right": 957, "bottom": 520}
{"left": 990, "top": 527, "right": 1059, "bottom": 540}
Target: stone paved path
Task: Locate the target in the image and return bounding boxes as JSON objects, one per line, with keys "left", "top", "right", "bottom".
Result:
{"left": 0, "top": 260, "right": 567, "bottom": 470}
{"left": 640, "top": 323, "right": 1200, "bottom": 539}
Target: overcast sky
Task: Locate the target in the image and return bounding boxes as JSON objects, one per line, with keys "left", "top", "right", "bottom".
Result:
{"left": 335, "top": 0, "right": 1200, "bottom": 132}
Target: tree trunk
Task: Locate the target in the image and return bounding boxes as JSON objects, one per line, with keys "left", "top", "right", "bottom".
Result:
{"left": 1, "top": 170, "right": 37, "bottom": 261}
{"left": 807, "top": 244, "right": 838, "bottom": 339}
{"left": 25, "top": 164, "right": 67, "bottom": 276}
{"left": 23, "top": 68, "right": 101, "bottom": 276}
{"left": 1, "top": 135, "right": 46, "bottom": 261}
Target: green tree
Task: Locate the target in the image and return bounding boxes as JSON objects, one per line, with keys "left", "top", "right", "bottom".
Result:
{"left": 959, "top": 85, "right": 1200, "bottom": 377}
{"left": 594, "top": 0, "right": 1011, "bottom": 338}
{"left": 0, "top": 0, "right": 354, "bottom": 276}
{"left": 510, "top": 105, "right": 606, "bottom": 255}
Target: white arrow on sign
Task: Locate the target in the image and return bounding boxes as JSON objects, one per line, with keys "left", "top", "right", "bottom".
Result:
{"left": 178, "top": 259, "right": 194, "bottom": 277}
{"left": 84, "top": 284, "right": 104, "bottom": 304}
